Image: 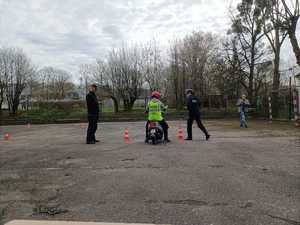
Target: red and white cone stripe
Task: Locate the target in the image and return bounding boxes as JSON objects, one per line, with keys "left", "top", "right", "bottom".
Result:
{"left": 293, "top": 89, "right": 299, "bottom": 126}
{"left": 268, "top": 97, "right": 272, "bottom": 122}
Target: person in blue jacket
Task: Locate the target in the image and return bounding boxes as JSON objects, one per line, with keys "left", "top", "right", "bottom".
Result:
{"left": 236, "top": 94, "right": 250, "bottom": 128}
{"left": 185, "top": 89, "right": 210, "bottom": 141}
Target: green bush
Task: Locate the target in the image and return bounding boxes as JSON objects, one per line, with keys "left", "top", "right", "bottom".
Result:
{"left": 34, "top": 101, "right": 86, "bottom": 111}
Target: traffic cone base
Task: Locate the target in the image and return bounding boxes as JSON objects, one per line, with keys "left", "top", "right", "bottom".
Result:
{"left": 177, "top": 127, "right": 184, "bottom": 141}
{"left": 80, "top": 123, "right": 87, "bottom": 129}
{"left": 4, "top": 133, "right": 11, "bottom": 141}
{"left": 124, "top": 128, "right": 130, "bottom": 143}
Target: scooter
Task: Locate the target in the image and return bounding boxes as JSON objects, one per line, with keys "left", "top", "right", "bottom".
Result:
{"left": 145, "top": 121, "right": 164, "bottom": 145}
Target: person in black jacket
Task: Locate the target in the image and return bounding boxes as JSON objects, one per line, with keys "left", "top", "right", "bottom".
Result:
{"left": 86, "top": 84, "right": 100, "bottom": 144}
{"left": 185, "top": 89, "right": 210, "bottom": 141}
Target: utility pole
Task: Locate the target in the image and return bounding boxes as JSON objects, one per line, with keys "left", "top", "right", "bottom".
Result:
{"left": 289, "top": 76, "right": 292, "bottom": 120}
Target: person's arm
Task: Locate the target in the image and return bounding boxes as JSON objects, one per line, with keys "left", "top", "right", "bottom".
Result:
{"left": 161, "top": 101, "right": 168, "bottom": 112}
{"left": 86, "top": 94, "right": 97, "bottom": 109}
{"left": 236, "top": 99, "right": 242, "bottom": 106}
{"left": 145, "top": 102, "right": 150, "bottom": 114}
{"left": 86, "top": 94, "right": 92, "bottom": 107}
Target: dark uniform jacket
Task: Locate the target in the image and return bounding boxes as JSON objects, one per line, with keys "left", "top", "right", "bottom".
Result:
{"left": 187, "top": 95, "right": 201, "bottom": 117}
{"left": 86, "top": 92, "right": 99, "bottom": 116}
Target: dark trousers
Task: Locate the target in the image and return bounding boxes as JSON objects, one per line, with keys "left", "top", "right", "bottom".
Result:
{"left": 145, "top": 120, "right": 169, "bottom": 140}
{"left": 86, "top": 115, "right": 98, "bottom": 142}
{"left": 187, "top": 115, "right": 209, "bottom": 139}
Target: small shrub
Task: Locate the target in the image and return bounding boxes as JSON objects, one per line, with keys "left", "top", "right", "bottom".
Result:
{"left": 34, "top": 101, "right": 86, "bottom": 111}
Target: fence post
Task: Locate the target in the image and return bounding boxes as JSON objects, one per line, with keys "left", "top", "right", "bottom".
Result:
{"left": 268, "top": 96, "right": 272, "bottom": 123}
{"left": 224, "top": 95, "right": 228, "bottom": 114}
{"left": 289, "top": 77, "right": 292, "bottom": 120}
{"left": 293, "top": 89, "right": 299, "bottom": 126}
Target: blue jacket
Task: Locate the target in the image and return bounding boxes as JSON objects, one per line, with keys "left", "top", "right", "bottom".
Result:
{"left": 236, "top": 99, "right": 250, "bottom": 113}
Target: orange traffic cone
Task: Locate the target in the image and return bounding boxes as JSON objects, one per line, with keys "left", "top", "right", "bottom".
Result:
{"left": 80, "top": 123, "right": 87, "bottom": 129}
{"left": 4, "top": 133, "right": 11, "bottom": 141}
{"left": 177, "top": 127, "right": 184, "bottom": 141}
{"left": 124, "top": 128, "right": 130, "bottom": 143}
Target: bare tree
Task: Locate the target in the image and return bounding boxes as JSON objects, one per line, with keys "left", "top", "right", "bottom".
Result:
{"left": 0, "top": 48, "right": 34, "bottom": 114}
{"left": 0, "top": 56, "right": 5, "bottom": 112}
{"left": 38, "top": 67, "right": 54, "bottom": 101}
{"left": 168, "top": 32, "right": 219, "bottom": 108}
{"left": 93, "top": 59, "right": 107, "bottom": 86}
{"left": 79, "top": 64, "right": 94, "bottom": 95}
{"left": 107, "top": 44, "right": 144, "bottom": 111}
{"left": 223, "top": 37, "right": 246, "bottom": 98}
{"left": 182, "top": 32, "right": 217, "bottom": 96}
{"left": 142, "top": 40, "right": 165, "bottom": 92}
{"left": 257, "top": 0, "right": 288, "bottom": 116}
{"left": 91, "top": 59, "right": 120, "bottom": 113}
{"left": 169, "top": 39, "right": 185, "bottom": 109}
{"left": 37, "top": 67, "right": 72, "bottom": 100}
{"left": 279, "top": 0, "right": 300, "bottom": 67}
{"left": 53, "top": 69, "right": 72, "bottom": 99}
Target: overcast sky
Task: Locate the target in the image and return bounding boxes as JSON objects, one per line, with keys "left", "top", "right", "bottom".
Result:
{"left": 0, "top": 0, "right": 297, "bottom": 78}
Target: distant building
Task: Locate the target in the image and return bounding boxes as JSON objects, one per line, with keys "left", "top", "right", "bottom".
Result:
{"left": 65, "top": 90, "right": 80, "bottom": 100}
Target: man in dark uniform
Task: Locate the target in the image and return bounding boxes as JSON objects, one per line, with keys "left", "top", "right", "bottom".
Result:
{"left": 86, "top": 84, "right": 100, "bottom": 144}
{"left": 185, "top": 89, "right": 210, "bottom": 141}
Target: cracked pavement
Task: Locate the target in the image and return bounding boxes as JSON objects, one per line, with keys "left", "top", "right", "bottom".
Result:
{"left": 0, "top": 120, "right": 299, "bottom": 225}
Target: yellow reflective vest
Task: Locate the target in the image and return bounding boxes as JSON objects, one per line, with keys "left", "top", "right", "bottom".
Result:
{"left": 147, "top": 99, "right": 165, "bottom": 121}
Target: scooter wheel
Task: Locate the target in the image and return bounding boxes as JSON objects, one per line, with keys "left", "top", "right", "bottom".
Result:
{"left": 151, "top": 137, "right": 156, "bottom": 145}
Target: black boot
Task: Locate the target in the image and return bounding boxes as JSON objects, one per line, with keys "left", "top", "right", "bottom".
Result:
{"left": 206, "top": 134, "right": 211, "bottom": 141}
{"left": 164, "top": 130, "right": 171, "bottom": 143}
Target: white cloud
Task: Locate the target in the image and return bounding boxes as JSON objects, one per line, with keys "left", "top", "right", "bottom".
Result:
{"left": 0, "top": 0, "right": 297, "bottom": 78}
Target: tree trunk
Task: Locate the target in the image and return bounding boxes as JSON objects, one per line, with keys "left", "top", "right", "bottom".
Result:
{"left": 123, "top": 99, "right": 129, "bottom": 111}
{"left": 123, "top": 98, "right": 135, "bottom": 111}
{"left": 129, "top": 98, "right": 136, "bottom": 111}
{"left": 272, "top": 49, "right": 281, "bottom": 118}
{"left": 12, "top": 98, "right": 20, "bottom": 115}
{"left": 288, "top": 30, "right": 300, "bottom": 67}
{"left": 111, "top": 96, "right": 119, "bottom": 113}
{"left": 173, "top": 74, "right": 179, "bottom": 109}
{"left": 248, "top": 42, "right": 255, "bottom": 104}
{"left": 0, "top": 86, "right": 3, "bottom": 112}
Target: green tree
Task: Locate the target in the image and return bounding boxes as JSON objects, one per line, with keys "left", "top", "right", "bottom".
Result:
{"left": 230, "top": 0, "right": 266, "bottom": 104}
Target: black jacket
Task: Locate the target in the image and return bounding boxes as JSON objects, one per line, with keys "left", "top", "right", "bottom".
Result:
{"left": 86, "top": 92, "right": 99, "bottom": 116}
{"left": 187, "top": 95, "right": 201, "bottom": 117}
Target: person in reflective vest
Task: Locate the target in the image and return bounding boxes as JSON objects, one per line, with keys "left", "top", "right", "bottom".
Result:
{"left": 145, "top": 91, "right": 170, "bottom": 143}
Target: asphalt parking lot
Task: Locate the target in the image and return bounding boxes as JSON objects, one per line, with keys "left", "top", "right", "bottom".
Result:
{"left": 0, "top": 120, "right": 299, "bottom": 225}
